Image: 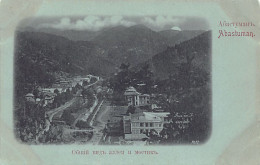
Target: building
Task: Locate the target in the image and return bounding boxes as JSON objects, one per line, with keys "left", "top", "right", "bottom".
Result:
{"left": 81, "top": 77, "right": 90, "bottom": 82}
{"left": 35, "top": 98, "right": 41, "bottom": 104}
{"left": 52, "top": 83, "right": 62, "bottom": 89}
{"left": 123, "top": 112, "right": 170, "bottom": 140}
{"left": 124, "top": 86, "right": 150, "bottom": 106}
{"left": 71, "top": 81, "right": 83, "bottom": 87}
{"left": 25, "top": 93, "right": 35, "bottom": 102}
{"left": 60, "top": 80, "right": 70, "bottom": 85}
{"left": 43, "top": 92, "right": 57, "bottom": 106}
{"left": 151, "top": 103, "right": 162, "bottom": 110}
{"left": 42, "top": 88, "right": 63, "bottom": 94}
{"left": 71, "top": 77, "right": 90, "bottom": 87}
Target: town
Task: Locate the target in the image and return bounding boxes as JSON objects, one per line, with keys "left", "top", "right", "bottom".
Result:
{"left": 16, "top": 62, "right": 209, "bottom": 145}
{"left": 14, "top": 20, "right": 211, "bottom": 145}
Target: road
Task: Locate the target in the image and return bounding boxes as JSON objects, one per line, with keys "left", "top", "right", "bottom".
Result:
{"left": 36, "top": 75, "right": 100, "bottom": 142}
{"left": 72, "top": 95, "right": 98, "bottom": 127}
{"left": 71, "top": 75, "right": 100, "bottom": 127}
{"left": 87, "top": 101, "right": 111, "bottom": 145}
{"left": 35, "top": 90, "right": 82, "bottom": 142}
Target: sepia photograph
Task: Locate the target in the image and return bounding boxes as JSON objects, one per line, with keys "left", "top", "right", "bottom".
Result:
{"left": 14, "top": 16, "right": 211, "bottom": 145}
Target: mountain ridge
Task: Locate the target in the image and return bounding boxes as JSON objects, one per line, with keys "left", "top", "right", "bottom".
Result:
{"left": 15, "top": 26, "right": 211, "bottom": 87}
{"left": 135, "top": 30, "right": 211, "bottom": 79}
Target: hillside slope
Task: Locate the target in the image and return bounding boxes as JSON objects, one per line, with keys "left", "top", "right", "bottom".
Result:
{"left": 139, "top": 31, "right": 211, "bottom": 79}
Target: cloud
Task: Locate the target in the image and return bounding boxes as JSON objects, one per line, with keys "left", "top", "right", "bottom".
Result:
{"left": 171, "top": 26, "right": 181, "bottom": 31}
{"left": 38, "top": 16, "right": 136, "bottom": 31}
{"left": 142, "top": 16, "right": 184, "bottom": 29}
{"left": 35, "top": 16, "right": 207, "bottom": 31}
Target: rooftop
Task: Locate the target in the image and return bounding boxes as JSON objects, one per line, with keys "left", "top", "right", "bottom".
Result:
{"left": 124, "top": 86, "right": 140, "bottom": 96}
{"left": 126, "top": 112, "right": 170, "bottom": 122}
{"left": 25, "top": 93, "right": 34, "bottom": 97}
{"left": 140, "top": 94, "right": 150, "bottom": 97}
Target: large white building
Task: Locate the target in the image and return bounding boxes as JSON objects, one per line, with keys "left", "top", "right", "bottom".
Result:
{"left": 124, "top": 86, "right": 150, "bottom": 106}
{"left": 123, "top": 112, "right": 170, "bottom": 140}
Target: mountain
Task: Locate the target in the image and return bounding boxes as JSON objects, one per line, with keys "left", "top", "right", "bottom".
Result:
{"left": 138, "top": 31, "right": 212, "bottom": 79}
{"left": 15, "top": 25, "right": 211, "bottom": 84}
{"left": 159, "top": 30, "right": 206, "bottom": 46}
{"left": 15, "top": 31, "right": 116, "bottom": 89}
{"left": 21, "top": 25, "right": 169, "bottom": 67}
{"left": 40, "top": 28, "right": 101, "bottom": 41}
{"left": 92, "top": 25, "right": 169, "bottom": 66}
{"left": 19, "top": 27, "right": 101, "bottom": 41}
{"left": 19, "top": 25, "right": 207, "bottom": 68}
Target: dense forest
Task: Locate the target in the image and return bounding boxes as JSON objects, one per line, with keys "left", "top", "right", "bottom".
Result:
{"left": 107, "top": 31, "right": 211, "bottom": 143}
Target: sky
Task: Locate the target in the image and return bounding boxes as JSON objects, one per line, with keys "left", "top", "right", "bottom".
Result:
{"left": 18, "top": 16, "right": 209, "bottom": 31}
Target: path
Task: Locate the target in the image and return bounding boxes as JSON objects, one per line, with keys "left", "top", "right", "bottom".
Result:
{"left": 87, "top": 102, "right": 112, "bottom": 145}
{"left": 36, "top": 75, "right": 100, "bottom": 141}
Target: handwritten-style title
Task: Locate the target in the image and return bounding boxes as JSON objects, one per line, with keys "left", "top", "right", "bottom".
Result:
{"left": 218, "top": 21, "right": 255, "bottom": 39}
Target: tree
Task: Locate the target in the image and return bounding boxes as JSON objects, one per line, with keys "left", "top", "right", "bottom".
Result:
{"left": 111, "top": 63, "right": 132, "bottom": 93}
{"left": 16, "top": 102, "right": 46, "bottom": 143}
{"left": 75, "top": 83, "right": 81, "bottom": 90}
{"left": 65, "top": 88, "right": 72, "bottom": 101}
{"left": 71, "top": 87, "right": 77, "bottom": 94}
{"left": 53, "top": 94, "right": 62, "bottom": 108}
{"left": 145, "top": 129, "right": 160, "bottom": 144}
{"left": 159, "top": 123, "right": 180, "bottom": 144}
{"left": 54, "top": 89, "right": 60, "bottom": 95}
{"left": 134, "top": 64, "right": 154, "bottom": 94}
{"left": 32, "top": 88, "right": 40, "bottom": 98}
{"left": 75, "top": 120, "right": 91, "bottom": 129}
{"left": 177, "top": 52, "right": 197, "bottom": 89}
{"left": 126, "top": 105, "right": 136, "bottom": 115}
{"left": 83, "top": 80, "right": 89, "bottom": 86}
{"left": 61, "top": 110, "right": 75, "bottom": 125}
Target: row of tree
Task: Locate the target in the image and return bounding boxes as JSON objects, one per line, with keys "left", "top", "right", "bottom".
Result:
{"left": 15, "top": 102, "right": 47, "bottom": 143}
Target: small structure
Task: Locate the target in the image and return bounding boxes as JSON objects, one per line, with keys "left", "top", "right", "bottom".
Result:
{"left": 71, "top": 77, "right": 91, "bottom": 87}
{"left": 59, "top": 80, "right": 73, "bottom": 88}
{"left": 60, "top": 80, "right": 70, "bottom": 85}
{"left": 25, "top": 93, "right": 35, "bottom": 102}
{"left": 43, "top": 92, "right": 56, "bottom": 106}
{"left": 123, "top": 112, "right": 170, "bottom": 140}
{"left": 71, "top": 81, "right": 83, "bottom": 87}
{"left": 81, "top": 77, "right": 90, "bottom": 82}
{"left": 42, "top": 88, "right": 63, "bottom": 94}
{"left": 35, "top": 98, "right": 41, "bottom": 104}
{"left": 151, "top": 103, "right": 162, "bottom": 110}
{"left": 124, "top": 87, "right": 150, "bottom": 106}
{"left": 52, "top": 83, "right": 61, "bottom": 88}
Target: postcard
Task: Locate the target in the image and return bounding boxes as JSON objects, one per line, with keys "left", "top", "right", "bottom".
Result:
{"left": 0, "top": 0, "right": 259, "bottom": 165}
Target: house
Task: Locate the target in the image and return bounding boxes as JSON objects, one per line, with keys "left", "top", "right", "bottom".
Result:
{"left": 43, "top": 92, "right": 57, "bottom": 106}
{"left": 71, "top": 77, "right": 92, "bottom": 87}
{"left": 123, "top": 112, "right": 170, "bottom": 140}
{"left": 35, "top": 98, "right": 41, "bottom": 104}
{"left": 25, "top": 93, "right": 35, "bottom": 102}
{"left": 151, "top": 103, "right": 162, "bottom": 110}
{"left": 42, "top": 87, "right": 67, "bottom": 94}
{"left": 59, "top": 80, "right": 72, "bottom": 88}
{"left": 52, "top": 83, "right": 61, "bottom": 88}
{"left": 60, "top": 80, "right": 70, "bottom": 85}
{"left": 81, "top": 77, "right": 90, "bottom": 83}
{"left": 71, "top": 81, "right": 83, "bottom": 87}
{"left": 124, "top": 86, "right": 150, "bottom": 106}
